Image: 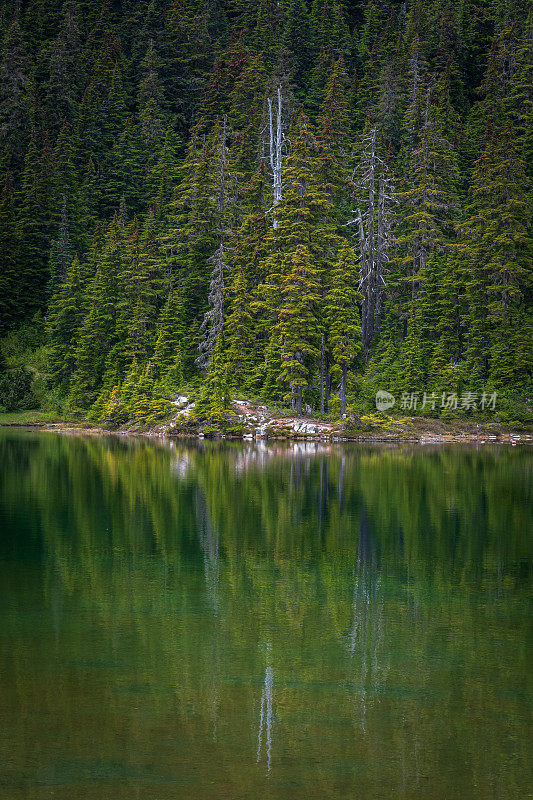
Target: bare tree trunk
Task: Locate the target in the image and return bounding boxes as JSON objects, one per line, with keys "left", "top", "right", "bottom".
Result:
{"left": 267, "top": 87, "right": 285, "bottom": 229}
{"left": 356, "top": 207, "right": 368, "bottom": 345}
{"left": 325, "top": 363, "right": 330, "bottom": 412}
{"left": 366, "top": 129, "right": 376, "bottom": 347}
{"left": 352, "top": 127, "right": 395, "bottom": 350}
{"left": 319, "top": 335, "right": 326, "bottom": 414}
{"left": 376, "top": 172, "right": 392, "bottom": 334}
{"left": 296, "top": 385, "right": 303, "bottom": 416}
{"left": 338, "top": 456, "right": 345, "bottom": 513}
{"left": 340, "top": 363, "right": 348, "bottom": 414}
{"left": 197, "top": 115, "right": 230, "bottom": 367}
{"left": 318, "top": 459, "right": 324, "bottom": 532}
{"left": 275, "top": 87, "right": 283, "bottom": 205}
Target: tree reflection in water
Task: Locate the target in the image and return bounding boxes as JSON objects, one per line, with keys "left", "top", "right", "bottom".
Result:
{"left": 347, "top": 507, "right": 386, "bottom": 732}
{"left": 257, "top": 642, "right": 274, "bottom": 774}
{"left": 0, "top": 433, "right": 530, "bottom": 800}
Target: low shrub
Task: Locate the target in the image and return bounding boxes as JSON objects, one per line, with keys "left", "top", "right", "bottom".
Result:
{"left": 0, "top": 367, "right": 37, "bottom": 411}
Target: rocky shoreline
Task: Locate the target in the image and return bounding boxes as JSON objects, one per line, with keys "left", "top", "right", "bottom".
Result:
{"left": 34, "top": 425, "right": 530, "bottom": 445}
{"left": 4, "top": 394, "right": 530, "bottom": 446}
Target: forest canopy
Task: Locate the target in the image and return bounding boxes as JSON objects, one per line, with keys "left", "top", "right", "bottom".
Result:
{"left": 0, "top": 0, "right": 531, "bottom": 423}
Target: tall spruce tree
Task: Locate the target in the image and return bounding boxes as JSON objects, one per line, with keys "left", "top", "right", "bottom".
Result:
{"left": 277, "top": 245, "right": 322, "bottom": 415}
{"left": 324, "top": 241, "right": 363, "bottom": 413}
{"left": 0, "top": 171, "right": 20, "bottom": 332}
{"left": 0, "top": 17, "right": 33, "bottom": 171}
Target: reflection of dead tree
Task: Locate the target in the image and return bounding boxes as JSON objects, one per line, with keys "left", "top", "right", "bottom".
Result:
{"left": 290, "top": 456, "right": 302, "bottom": 490}
{"left": 338, "top": 456, "right": 345, "bottom": 514}
{"left": 195, "top": 489, "right": 221, "bottom": 739}
{"left": 317, "top": 458, "right": 329, "bottom": 533}
{"left": 257, "top": 642, "right": 274, "bottom": 774}
{"left": 347, "top": 507, "right": 386, "bottom": 731}
{"left": 195, "top": 489, "right": 219, "bottom": 614}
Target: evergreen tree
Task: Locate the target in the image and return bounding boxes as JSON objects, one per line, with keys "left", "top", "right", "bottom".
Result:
{"left": 277, "top": 245, "right": 322, "bottom": 415}
{"left": 148, "top": 125, "right": 182, "bottom": 209}
{"left": 317, "top": 55, "right": 353, "bottom": 159}
{"left": 17, "top": 131, "right": 56, "bottom": 317}
{"left": 151, "top": 287, "right": 185, "bottom": 380}
{"left": 259, "top": 332, "right": 284, "bottom": 402}
{"left": 228, "top": 54, "right": 267, "bottom": 172}
{"left": 197, "top": 116, "right": 233, "bottom": 369}
{"left": 120, "top": 358, "right": 141, "bottom": 405}
{"left": 259, "top": 111, "right": 340, "bottom": 298}
{"left": 102, "top": 119, "right": 145, "bottom": 216}
{"left": 129, "top": 362, "right": 158, "bottom": 423}
{"left": 51, "top": 121, "right": 77, "bottom": 216}
{"left": 461, "top": 120, "right": 530, "bottom": 385}
{"left": 397, "top": 309, "right": 426, "bottom": 395}
{"left": 324, "top": 241, "right": 363, "bottom": 413}
{"left": 0, "top": 171, "right": 19, "bottom": 332}
{"left": 281, "top": 0, "right": 313, "bottom": 86}
{"left": 46, "top": 1, "right": 82, "bottom": 133}
{"left": 68, "top": 268, "right": 110, "bottom": 408}
{"left": 68, "top": 223, "right": 121, "bottom": 408}
{"left": 225, "top": 262, "right": 254, "bottom": 388}
{"left": 165, "top": 0, "right": 215, "bottom": 131}
{"left": 138, "top": 38, "right": 165, "bottom": 149}
{"left": 105, "top": 63, "right": 128, "bottom": 147}
{"left": 0, "top": 0, "right": 530, "bottom": 423}
{"left": 102, "top": 385, "right": 129, "bottom": 425}
{"left": 122, "top": 209, "right": 163, "bottom": 364}
{"left": 161, "top": 125, "right": 218, "bottom": 362}
{"left": 49, "top": 195, "right": 73, "bottom": 291}
{"left": 160, "top": 343, "right": 184, "bottom": 393}
{"left": 395, "top": 77, "right": 459, "bottom": 312}
{"left": 195, "top": 335, "right": 231, "bottom": 422}
{"left": 0, "top": 17, "right": 33, "bottom": 171}
{"left": 419, "top": 251, "right": 462, "bottom": 388}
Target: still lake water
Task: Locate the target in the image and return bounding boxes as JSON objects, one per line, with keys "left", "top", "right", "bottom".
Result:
{"left": 0, "top": 431, "right": 531, "bottom": 800}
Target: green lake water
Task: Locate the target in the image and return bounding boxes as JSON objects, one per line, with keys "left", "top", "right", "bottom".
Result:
{"left": 0, "top": 430, "right": 531, "bottom": 799}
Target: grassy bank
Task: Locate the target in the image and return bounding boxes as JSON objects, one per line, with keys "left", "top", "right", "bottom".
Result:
{"left": 0, "top": 409, "right": 65, "bottom": 426}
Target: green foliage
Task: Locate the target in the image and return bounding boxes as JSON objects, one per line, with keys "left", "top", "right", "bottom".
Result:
{"left": 324, "top": 240, "right": 363, "bottom": 411}
{"left": 151, "top": 289, "right": 185, "bottom": 381}
{"left": 397, "top": 311, "right": 427, "bottom": 394}
{"left": 0, "top": 172, "right": 19, "bottom": 332}
{"left": 0, "top": 0, "right": 530, "bottom": 422}
{"left": 159, "top": 344, "right": 185, "bottom": 394}
{"left": 103, "top": 386, "right": 130, "bottom": 426}
{"left": 277, "top": 245, "right": 322, "bottom": 413}
{"left": 0, "top": 367, "right": 36, "bottom": 411}
{"left": 195, "top": 336, "right": 231, "bottom": 423}
{"left": 225, "top": 264, "right": 254, "bottom": 389}
{"left": 0, "top": 17, "right": 33, "bottom": 171}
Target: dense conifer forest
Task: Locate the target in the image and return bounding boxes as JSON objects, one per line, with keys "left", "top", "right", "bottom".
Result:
{"left": 0, "top": 0, "right": 531, "bottom": 426}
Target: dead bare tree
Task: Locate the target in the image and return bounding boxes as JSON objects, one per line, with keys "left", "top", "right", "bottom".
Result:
{"left": 349, "top": 128, "right": 395, "bottom": 349}
{"left": 197, "top": 115, "right": 232, "bottom": 367}
{"left": 264, "top": 86, "right": 288, "bottom": 228}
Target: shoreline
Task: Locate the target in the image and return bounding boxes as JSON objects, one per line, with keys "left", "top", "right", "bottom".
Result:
{"left": 2, "top": 419, "right": 531, "bottom": 446}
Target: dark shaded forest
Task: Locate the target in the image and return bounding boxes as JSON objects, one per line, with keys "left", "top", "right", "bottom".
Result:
{"left": 0, "top": 0, "right": 531, "bottom": 424}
